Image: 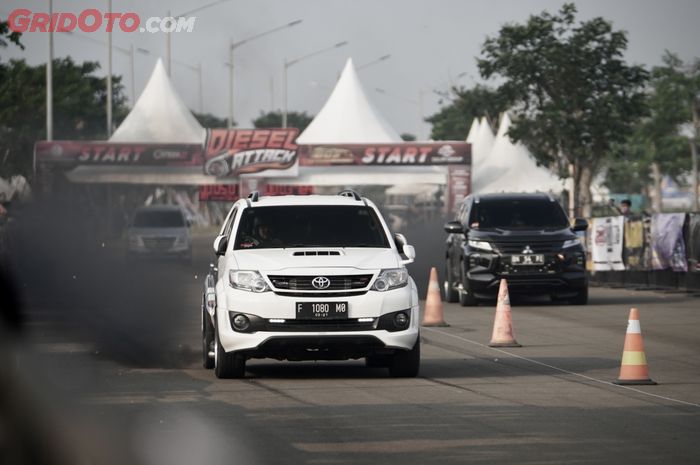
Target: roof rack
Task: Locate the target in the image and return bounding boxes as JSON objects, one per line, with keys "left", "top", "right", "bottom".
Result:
{"left": 338, "top": 189, "right": 362, "bottom": 201}
{"left": 248, "top": 191, "right": 260, "bottom": 202}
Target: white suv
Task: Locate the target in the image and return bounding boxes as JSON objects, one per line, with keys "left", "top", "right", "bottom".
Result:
{"left": 201, "top": 190, "right": 420, "bottom": 378}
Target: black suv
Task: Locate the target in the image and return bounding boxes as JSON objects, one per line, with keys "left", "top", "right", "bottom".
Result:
{"left": 443, "top": 193, "right": 588, "bottom": 305}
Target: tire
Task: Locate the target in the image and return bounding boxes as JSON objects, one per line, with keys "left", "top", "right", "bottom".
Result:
{"left": 214, "top": 323, "right": 246, "bottom": 378}
{"left": 388, "top": 337, "right": 420, "bottom": 377}
{"left": 202, "top": 302, "right": 215, "bottom": 369}
{"left": 458, "top": 270, "right": 478, "bottom": 307}
{"left": 443, "top": 264, "right": 459, "bottom": 303}
{"left": 571, "top": 287, "right": 588, "bottom": 305}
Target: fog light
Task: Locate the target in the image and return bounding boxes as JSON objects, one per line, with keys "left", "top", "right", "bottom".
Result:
{"left": 232, "top": 314, "right": 250, "bottom": 331}
{"left": 394, "top": 312, "right": 409, "bottom": 328}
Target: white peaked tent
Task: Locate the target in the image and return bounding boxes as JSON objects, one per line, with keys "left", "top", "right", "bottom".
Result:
{"left": 476, "top": 113, "right": 565, "bottom": 194}
{"left": 296, "top": 58, "right": 402, "bottom": 144}
{"left": 278, "top": 58, "right": 445, "bottom": 186}
{"left": 471, "top": 116, "right": 497, "bottom": 190}
{"left": 465, "top": 118, "right": 481, "bottom": 144}
{"left": 110, "top": 58, "right": 205, "bottom": 144}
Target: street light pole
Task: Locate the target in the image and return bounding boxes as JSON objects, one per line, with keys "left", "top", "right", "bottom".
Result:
{"left": 356, "top": 54, "right": 391, "bottom": 71}
{"left": 107, "top": 0, "right": 113, "bottom": 138}
{"left": 46, "top": 0, "right": 53, "bottom": 141}
{"left": 227, "top": 19, "right": 303, "bottom": 129}
{"left": 283, "top": 40, "right": 349, "bottom": 128}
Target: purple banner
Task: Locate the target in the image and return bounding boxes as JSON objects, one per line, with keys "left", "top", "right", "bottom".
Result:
{"left": 650, "top": 213, "right": 688, "bottom": 272}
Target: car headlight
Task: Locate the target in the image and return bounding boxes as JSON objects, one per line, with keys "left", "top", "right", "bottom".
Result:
{"left": 229, "top": 270, "right": 270, "bottom": 293}
{"left": 468, "top": 240, "right": 493, "bottom": 252}
{"left": 372, "top": 268, "right": 408, "bottom": 292}
{"left": 562, "top": 238, "right": 582, "bottom": 249}
{"left": 174, "top": 235, "right": 188, "bottom": 246}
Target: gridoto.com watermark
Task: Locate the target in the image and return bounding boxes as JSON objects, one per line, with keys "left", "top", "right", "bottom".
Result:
{"left": 4, "top": 9, "right": 196, "bottom": 34}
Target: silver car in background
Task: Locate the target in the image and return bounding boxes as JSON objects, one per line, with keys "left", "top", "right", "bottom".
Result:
{"left": 126, "top": 206, "right": 192, "bottom": 262}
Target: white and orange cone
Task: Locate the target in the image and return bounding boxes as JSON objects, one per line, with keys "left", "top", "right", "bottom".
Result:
{"left": 614, "top": 308, "right": 656, "bottom": 385}
{"left": 489, "top": 279, "right": 521, "bottom": 347}
{"left": 422, "top": 267, "right": 449, "bottom": 327}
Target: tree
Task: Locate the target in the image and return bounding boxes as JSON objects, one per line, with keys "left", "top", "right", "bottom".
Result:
{"left": 193, "top": 112, "right": 229, "bottom": 128}
{"left": 426, "top": 85, "right": 505, "bottom": 140}
{"left": 478, "top": 3, "right": 648, "bottom": 216}
{"left": 253, "top": 111, "right": 313, "bottom": 132}
{"left": 0, "top": 20, "right": 23, "bottom": 49}
{"left": 400, "top": 133, "right": 416, "bottom": 142}
{"left": 606, "top": 52, "right": 700, "bottom": 211}
{"left": 0, "top": 58, "right": 129, "bottom": 177}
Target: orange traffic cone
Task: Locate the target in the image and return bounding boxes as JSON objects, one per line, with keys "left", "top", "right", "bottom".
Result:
{"left": 613, "top": 308, "right": 656, "bottom": 385}
{"left": 489, "top": 279, "right": 521, "bottom": 347}
{"left": 422, "top": 267, "right": 449, "bottom": 327}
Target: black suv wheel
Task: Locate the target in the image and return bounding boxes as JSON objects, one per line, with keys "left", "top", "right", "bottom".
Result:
{"left": 443, "top": 265, "right": 459, "bottom": 303}
{"left": 458, "top": 269, "right": 478, "bottom": 306}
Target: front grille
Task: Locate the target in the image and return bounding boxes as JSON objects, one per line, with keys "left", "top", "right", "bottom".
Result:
{"left": 263, "top": 319, "right": 377, "bottom": 332}
{"left": 274, "top": 291, "right": 368, "bottom": 298}
{"left": 267, "top": 274, "right": 373, "bottom": 291}
{"left": 142, "top": 237, "right": 175, "bottom": 250}
{"left": 493, "top": 242, "right": 561, "bottom": 254}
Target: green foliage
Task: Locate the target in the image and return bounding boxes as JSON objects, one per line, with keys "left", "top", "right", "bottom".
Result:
{"left": 193, "top": 112, "right": 229, "bottom": 128}
{"left": 0, "top": 57, "right": 129, "bottom": 177}
{"left": 253, "top": 111, "right": 313, "bottom": 132}
{"left": 426, "top": 85, "right": 505, "bottom": 140}
{"left": 477, "top": 2, "right": 648, "bottom": 206}
{"left": 606, "top": 52, "right": 700, "bottom": 193}
{"left": 400, "top": 133, "right": 416, "bottom": 142}
{"left": 0, "top": 20, "right": 23, "bottom": 49}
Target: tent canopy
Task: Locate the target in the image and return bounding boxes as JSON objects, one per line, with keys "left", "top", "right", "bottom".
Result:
{"left": 476, "top": 113, "right": 564, "bottom": 194}
{"left": 297, "top": 58, "right": 402, "bottom": 144}
{"left": 110, "top": 59, "right": 205, "bottom": 144}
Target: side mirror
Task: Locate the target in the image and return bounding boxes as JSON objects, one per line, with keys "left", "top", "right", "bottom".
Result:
{"left": 572, "top": 218, "right": 588, "bottom": 232}
{"left": 444, "top": 221, "right": 463, "bottom": 234}
{"left": 213, "top": 235, "right": 228, "bottom": 256}
{"left": 401, "top": 244, "right": 416, "bottom": 265}
{"left": 394, "top": 233, "right": 407, "bottom": 252}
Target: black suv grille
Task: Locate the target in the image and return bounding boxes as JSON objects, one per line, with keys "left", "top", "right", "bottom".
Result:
{"left": 267, "top": 274, "right": 373, "bottom": 291}
{"left": 493, "top": 242, "right": 562, "bottom": 254}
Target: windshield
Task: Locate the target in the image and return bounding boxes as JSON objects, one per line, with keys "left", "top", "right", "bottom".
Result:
{"left": 132, "top": 210, "right": 185, "bottom": 228}
{"left": 234, "top": 206, "right": 390, "bottom": 249}
{"left": 469, "top": 198, "right": 569, "bottom": 230}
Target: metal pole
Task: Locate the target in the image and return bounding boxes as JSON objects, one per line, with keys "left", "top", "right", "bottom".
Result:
{"left": 166, "top": 9, "right": 172, "bottom": 76}
{"left": 692, "top": 101, "right": 699, "bottom": 212}
{"left": 269, "top": 76, "right": 274, "bottom": 111}
{"left": 282, "top": 59, "right": 288, "bottom": 128}
{"left": 228, "top": 41, "right": 234, "bottom": 128}
{"left": 198, "top": 62, "right": 204, "bottom": 113}
{"left": 417, "top": 89, "right": 424, "bottom": 140}
{"left": 46, "top": 0, "right": 53, "bottom": 141}
{"left": 107, "top": 0, "right": 113, "bottom": 138}
{"left": 130, "top": 44, "right": 136, "bottom": 104}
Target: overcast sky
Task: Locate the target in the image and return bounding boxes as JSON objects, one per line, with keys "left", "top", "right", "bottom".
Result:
{"left": 2, "top": 0, "right": 699, "bottom": 139}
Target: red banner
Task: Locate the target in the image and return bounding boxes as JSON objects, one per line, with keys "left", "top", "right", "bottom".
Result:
{"left": 204, "top": 128, "right": 299, "bottom": 177}
{"left": 299, "top": 142, "right": 471, "bottom": 166}
{"left": 447, "top": 165, "right": 471, "bottom": 214}
{"left": 34, "top": 141, "right": 202, "bottom": 166}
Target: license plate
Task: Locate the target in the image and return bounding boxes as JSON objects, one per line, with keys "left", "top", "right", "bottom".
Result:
{"left": 511, "top": 254, "right": 545, "bottom": 265}
{"left": 296, "top": 302, "right": 349, "bottom": 320}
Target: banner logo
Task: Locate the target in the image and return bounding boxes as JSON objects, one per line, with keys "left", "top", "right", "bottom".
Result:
{"left": 204, "top": 129, "right": 299, "bottom": 177}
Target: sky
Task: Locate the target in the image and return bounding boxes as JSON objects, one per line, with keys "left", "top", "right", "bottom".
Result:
{"left": 2, "top": 0, "right": 700, "bottom": 140}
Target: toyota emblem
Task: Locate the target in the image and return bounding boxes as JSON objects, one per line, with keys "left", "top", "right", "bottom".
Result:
{"left": 312, "top": 276, "right": 331, "bottom": 289}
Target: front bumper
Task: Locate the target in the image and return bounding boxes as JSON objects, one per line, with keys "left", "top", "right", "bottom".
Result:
{"left": 216, "top": 284, "right": 420, "bottom": 358}
{"left": 465, "top": 250, "right": 587, "bottom": 297}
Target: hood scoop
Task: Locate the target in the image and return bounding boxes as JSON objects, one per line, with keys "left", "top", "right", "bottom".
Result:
{"left": 292, "top": 250, "right": 342, "bottom": 256}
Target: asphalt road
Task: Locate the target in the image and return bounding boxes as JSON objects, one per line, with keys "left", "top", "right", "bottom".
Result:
{"left": 4, "top": 234, "right": 700, "bottom": 465}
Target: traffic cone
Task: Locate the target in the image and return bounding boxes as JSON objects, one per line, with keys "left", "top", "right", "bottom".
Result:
{"left": 422, "top": 267, "right": 449, "bottom": 327}
{"left": 489, "top": 279, "right": 521, "bottom": 347}
{"left": 613, "top": 308, "right": 656, "bottom": 385}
